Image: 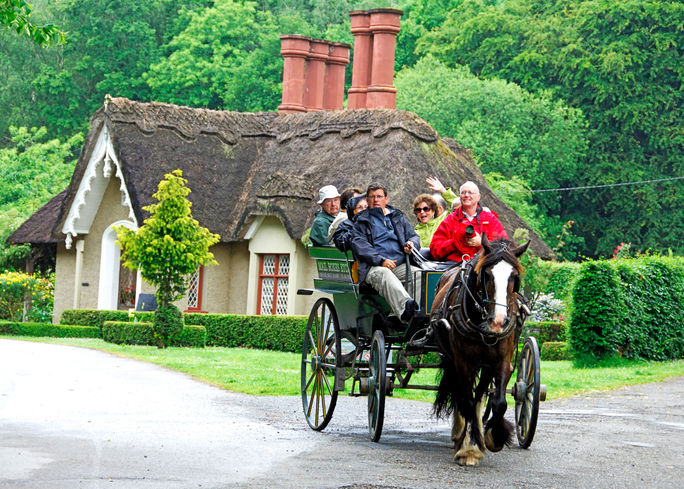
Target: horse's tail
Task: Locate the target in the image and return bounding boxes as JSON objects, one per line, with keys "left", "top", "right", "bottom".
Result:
{"left": 433, "top": 358, "right": 458, "bottom": 419}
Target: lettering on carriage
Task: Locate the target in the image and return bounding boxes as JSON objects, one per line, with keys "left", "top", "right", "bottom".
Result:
{"left": 317, "top": 260, "right": 347, "bottom": 280}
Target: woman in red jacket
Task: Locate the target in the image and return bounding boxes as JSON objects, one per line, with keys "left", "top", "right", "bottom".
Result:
{"left": 430, "top": 181, "right": 508, "bottom": 262}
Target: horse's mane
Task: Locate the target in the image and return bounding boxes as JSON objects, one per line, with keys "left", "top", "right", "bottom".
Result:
{"left": 474, "top": 239, "right": 524, "bottom": 276}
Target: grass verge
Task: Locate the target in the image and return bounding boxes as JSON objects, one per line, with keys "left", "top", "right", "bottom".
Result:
{"left": 3, "top": 336, "right": 683, "bottom": 401}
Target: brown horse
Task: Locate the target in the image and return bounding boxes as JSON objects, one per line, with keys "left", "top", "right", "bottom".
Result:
{"left": 430, "top": 236, "right": 529, "bottom": 466}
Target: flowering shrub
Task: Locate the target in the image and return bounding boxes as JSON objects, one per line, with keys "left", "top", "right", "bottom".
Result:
{"left": 612, "top": 242, "right": 632, "bottom": 259}
{"left": 530, "top": 293, "right": 566, "bottom": 322}
{"left": 0, "top": 271, "right": 54, "bottom": 322}
{"left": 119, "top": 284, "right": 135, "bottom": 305}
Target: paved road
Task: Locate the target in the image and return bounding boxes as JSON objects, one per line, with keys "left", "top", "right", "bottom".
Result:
{"left": 1, "top": 339, "right": 682, "bottom": 489}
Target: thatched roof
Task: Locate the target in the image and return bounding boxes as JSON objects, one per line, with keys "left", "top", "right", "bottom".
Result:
{"left": 14, "top": 97, "right": 553, "bottom": 258}
{"left": 8, "top": 190, "right": 66, "bottom": 244}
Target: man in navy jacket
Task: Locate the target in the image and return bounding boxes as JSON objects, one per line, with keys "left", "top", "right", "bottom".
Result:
{"left": 351, "top": 183, "right": 421, "bottom": 322}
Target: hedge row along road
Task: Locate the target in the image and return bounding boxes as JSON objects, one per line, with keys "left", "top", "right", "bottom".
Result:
{"left": 1, "top": 339, "right": 682, "bottom": 488}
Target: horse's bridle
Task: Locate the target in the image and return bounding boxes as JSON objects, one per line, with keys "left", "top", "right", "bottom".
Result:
{"left": 433, "top": 253, "right": 522, "bottom": 346}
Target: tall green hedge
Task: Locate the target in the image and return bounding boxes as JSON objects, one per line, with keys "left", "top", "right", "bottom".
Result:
{"left": 570, "top": 256, "right": 684, "bottom": 364}
{"left": 185, "top": 313, "right": 306, "bottom": 352}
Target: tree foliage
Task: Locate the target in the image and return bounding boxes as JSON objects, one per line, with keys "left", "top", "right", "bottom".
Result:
{"left": 0, "top": 0, "right": 64, "bottom": 46}
{"left": 116, "top": 170, "right": 220, "bottom": 309}
{"left": 419, "top": 0, "right": 683, "bottom": 256}
{"left": 0, "top": 126, "right": 81, "bottom": 270}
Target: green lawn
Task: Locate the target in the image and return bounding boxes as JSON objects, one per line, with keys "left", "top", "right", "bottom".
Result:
{"left": 3, "top": 336, "right": 683, "bottom": 401}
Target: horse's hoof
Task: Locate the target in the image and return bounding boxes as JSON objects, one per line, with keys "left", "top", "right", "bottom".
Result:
{"left": 456, "top": 455, "right": 481, "bottom": 466}
{"left": 485, "top": 431, "right": 503, "bottom": 452}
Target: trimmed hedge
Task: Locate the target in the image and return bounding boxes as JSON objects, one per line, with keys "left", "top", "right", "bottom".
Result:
{"left": 185, "top": 313, "right": 306, "bottom": 352}
{"left": 103, "top": 321, "right": 207, "bottom": 347}
{"left": 61, "top": 309, "right": 156, "bottom": 329}
{"left": 61, "top": 309, "right": 307, "bottom": 351}
{"left": 103, "top": 321, "right": 154, "bottom": 345}
{"left": 0, "top": 320, "right": 100, "bottom": 338}
{"left": 171, "top": 324, "right": 207, "bottom": 348}
{"left": 522, "top": 320, "right": 567, "bottom": 345}
{"left": 541, "top": 341, "right": 569, "bottom": 361}
{"left": 61, "top": 309, "right": 129, "bottom": 330}
{"left": 570, "top": 256, "right": 684, "bottom": 364}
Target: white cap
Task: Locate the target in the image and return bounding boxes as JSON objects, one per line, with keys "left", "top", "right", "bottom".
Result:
{"left": 317, "top": 185, "right": 341, "bottom": 204}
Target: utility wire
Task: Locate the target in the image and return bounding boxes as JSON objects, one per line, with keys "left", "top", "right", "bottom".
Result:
{"left": 497, "top": 176, "right": 684, "bottom": 194}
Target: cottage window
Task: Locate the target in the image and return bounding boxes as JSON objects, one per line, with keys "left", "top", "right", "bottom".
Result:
{"left": 185, "top": 266, "right": 204, "bottom": 312}
{"left": 257, "top": 254, "right": 289, "bottom": 315}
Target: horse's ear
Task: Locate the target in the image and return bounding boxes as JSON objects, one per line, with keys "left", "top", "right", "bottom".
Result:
{"left": 481, "top": 233, "right": 492, "bottom": 254}
{"left": 511, "top": 240, "right": 531, "bottom": 257}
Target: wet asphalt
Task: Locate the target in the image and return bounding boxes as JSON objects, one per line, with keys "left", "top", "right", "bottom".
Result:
{"left": 0, "top": 338, "right": 682, "bottom": 489}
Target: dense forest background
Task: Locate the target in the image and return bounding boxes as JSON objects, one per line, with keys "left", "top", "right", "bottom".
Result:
{"left": 1, "top": 0, "right": 682, "bottom": 269}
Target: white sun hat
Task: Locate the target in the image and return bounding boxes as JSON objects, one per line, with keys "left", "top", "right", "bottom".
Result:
{"left": 317, "top": 185, "right": 341, "bottom": 204}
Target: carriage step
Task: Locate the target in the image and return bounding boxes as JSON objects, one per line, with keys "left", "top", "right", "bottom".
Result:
{"left": 335, "top": 367, "right": 346, "bottom": 391}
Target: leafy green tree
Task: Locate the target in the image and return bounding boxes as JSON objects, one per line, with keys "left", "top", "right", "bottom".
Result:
{"left": 0, "top": 0, "right": 64, "bottom": 46}
{"left": 116, "top": 170, "right": 219, "bottom": 347}
{"left": 145, "top": 0, "right": 284, "bottom": 110}
{"left": 419, "top": 0, "right": 684, "bottom": 256}
{"left": 0, "top": 126, "right": 82, "bottom": 270}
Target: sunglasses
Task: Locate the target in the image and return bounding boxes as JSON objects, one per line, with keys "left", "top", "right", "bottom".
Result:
{"left": 414, "top": 206, "right": 432, "bottom": 213}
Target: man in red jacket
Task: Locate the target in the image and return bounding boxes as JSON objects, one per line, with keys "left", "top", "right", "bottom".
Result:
{"left": 430, "top": 181, "right": 508, "bottom": 262}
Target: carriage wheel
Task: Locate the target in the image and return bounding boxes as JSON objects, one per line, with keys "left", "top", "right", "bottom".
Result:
{"left": 368, "top": 330, "right": 387, "bottom": 442}
{"left": 514, "top": 336, "right": 541, "bottom": 448}
{"left": 301, "top": 298, "right": 342, "bottom": 431}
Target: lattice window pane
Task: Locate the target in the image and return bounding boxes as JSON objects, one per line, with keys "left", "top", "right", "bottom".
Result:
{"left": 278, "top": 255, "right": 290, "bottom": 275}
{"left": 263, "top": 255, "right": 276, "bottom": 274}
{"left": 187, "top": 267, "right": 200, "bottom": 308}
{"left": 260, "top": 277, "right": 274, "bottom": 315}
{"left": 276, "top": 278, "right": 289, "bottom": 315}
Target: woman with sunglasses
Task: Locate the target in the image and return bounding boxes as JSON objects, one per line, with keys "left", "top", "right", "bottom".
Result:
{"left": 412, "top": 194, "right": 442, "bottom": 249}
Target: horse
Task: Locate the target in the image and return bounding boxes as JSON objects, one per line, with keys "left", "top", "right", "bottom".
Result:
{"left": 430, "top": 236, "right": 530, "bottom": 466}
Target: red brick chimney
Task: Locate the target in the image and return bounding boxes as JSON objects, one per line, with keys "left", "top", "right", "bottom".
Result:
{"left": 366, "top": 8, "right": 402, "bottom": 109}
{"left": 279, "top": 36, "right": 350, "bottom": 113}
{"left": 323, "top": 42, "right": 351, "bottom": 110}
{"left": 348, "top": 11, "right": 372, "bottom": 109}
{"left": 303, "top": 39, "right": 331, "bottom": 111}
{"left": 279, "top": 35, "right": 310, "bottom": 113}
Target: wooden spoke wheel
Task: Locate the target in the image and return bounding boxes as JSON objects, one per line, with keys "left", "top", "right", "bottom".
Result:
{"left": 368, "top": 330, "right": 387, "bottom": 442}
{"left": 301, "top": 298, "right": 342, "bottom": 431}
{"left": 514, "top": 336, "right": 541, "bottom": 448}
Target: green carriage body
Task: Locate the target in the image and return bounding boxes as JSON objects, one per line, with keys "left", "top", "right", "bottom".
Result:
{"left": 306, "top": 246, "right": 443, "bottom": 337}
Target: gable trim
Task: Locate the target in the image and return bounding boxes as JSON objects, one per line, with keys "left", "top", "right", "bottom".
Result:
{"left": 61, "top": 125, "right": 137, "bottom": 249}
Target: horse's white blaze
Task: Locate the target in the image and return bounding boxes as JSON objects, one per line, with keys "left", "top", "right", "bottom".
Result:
{"left": 491, "top": 261, "right": 514, "bottom": 326}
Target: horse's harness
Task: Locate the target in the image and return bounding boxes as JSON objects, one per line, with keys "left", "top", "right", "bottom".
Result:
{"left": 431, "top": 252, "right": 529, "bottom": 346}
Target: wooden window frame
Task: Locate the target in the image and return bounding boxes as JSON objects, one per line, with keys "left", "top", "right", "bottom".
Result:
{"left": 256, "top": 254, "right": 289, "bottom": 315}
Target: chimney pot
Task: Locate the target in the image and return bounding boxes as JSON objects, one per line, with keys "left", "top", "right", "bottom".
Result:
{"left": 304, "top": 39, "right": 331, "bottom": 111}
{"left": 348, "top": 11, "right": 372, "bottom": 109}
{"left": 366, "top": 8, "right": 403, "bottom": 109}
{"left": 323, "top": 42, "right": 351, "bottom": 110}
{"left": 279, "top": 35, "right": 311, "bottom": 113}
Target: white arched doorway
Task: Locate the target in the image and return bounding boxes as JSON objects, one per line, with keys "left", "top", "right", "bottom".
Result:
{"left": 97, "top": 221, "right": 140, "bottom": 310}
